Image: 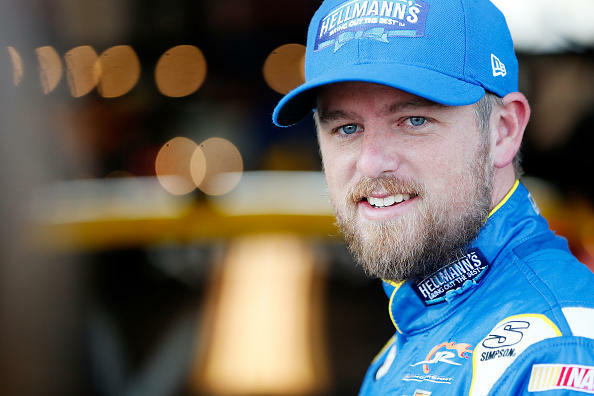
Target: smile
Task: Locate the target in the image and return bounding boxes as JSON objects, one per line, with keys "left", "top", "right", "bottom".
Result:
{"left": 365, "top": 194, "right": 417, "bottom": 208}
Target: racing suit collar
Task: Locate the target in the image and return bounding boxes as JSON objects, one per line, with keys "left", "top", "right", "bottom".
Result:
{"left": 383, "top": 180, "right": 542, "bottom": 335}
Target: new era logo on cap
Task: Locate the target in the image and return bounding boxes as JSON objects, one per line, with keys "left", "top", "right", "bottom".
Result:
{"left": 491, "top": 53, "right": 507, "bottom": 77}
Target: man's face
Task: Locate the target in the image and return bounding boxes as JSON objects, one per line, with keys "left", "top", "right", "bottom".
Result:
{"left": 316, "top": 82, "right": 494, "bottom": 281}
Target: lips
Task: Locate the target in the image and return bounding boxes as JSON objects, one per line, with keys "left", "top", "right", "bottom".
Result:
{"left": 348, "top": 176, "right": 423, "bottom": 217}
{"left": 357, "top": 193, "right": 419, "bottom": 221}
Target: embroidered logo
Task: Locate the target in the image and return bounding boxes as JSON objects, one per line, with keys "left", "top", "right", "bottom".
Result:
{"left": 482, "top": 321, "right": 530, "bottom": 348}
{"left": 491, "top": 53, "right": 507, "bottom": 77}
{"left": 402, "top": 373, "right": 453, "bottom": 384}
{"left": 470, "top": 314, "right": 562, "bottom": 396}
{"left": 315, "top": 0, "right": 429, "bottom": 52}
{"left": 528, "top": 364, "right": 594, "bottom": 393}
{"left": 480, "top": 320, "right": 530, "bottom": 362}
{"left": 414, "top": 390, "right": 432, "bottom": 396}
{"left": 411, "top": 342, "right": 473, "bottom": 374}
{"left": 413, "top": 249, "right": 489, "bottom": 305}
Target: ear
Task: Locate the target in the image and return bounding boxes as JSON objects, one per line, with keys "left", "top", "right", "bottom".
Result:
{"left": 490, "top": 92, "right": 531, "bottom": 169}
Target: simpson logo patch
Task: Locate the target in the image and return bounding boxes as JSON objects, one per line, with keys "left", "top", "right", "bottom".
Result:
{"left": 315, "top": 0, "right": 429, "bottom": 52}
{"left": 528, "top": 364, "right": 594, "bottom": 393}
{"left": 469, "top": 314, "right": 562, "bottom": 396}
{"left": 413, "top": 249, "right": 489, "bottom": 305}
{"left": 479, "top": 320, "right": 530, "bottom": 362}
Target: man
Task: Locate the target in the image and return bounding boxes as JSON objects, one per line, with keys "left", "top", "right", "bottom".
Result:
{"left": 272, "top": 0, "right": 594, "bottom": 394}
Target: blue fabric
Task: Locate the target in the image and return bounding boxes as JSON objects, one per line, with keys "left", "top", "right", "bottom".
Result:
{"left": 359, "top": 182, "right": 594, "bottom": 395}
{"left": 273, "top": 0, "right": 518, "bottom": 126}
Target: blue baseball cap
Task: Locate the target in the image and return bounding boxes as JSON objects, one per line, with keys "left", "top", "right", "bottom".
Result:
{"left": 273, "top": 0, "right": 518, "bottom": 127}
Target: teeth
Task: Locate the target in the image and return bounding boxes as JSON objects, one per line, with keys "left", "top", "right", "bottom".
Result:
{"left": 368, "top": 197, "right": 382, "bottom": 207}
{"left": 367, "top": 194, "right": 414, "bottom": 208}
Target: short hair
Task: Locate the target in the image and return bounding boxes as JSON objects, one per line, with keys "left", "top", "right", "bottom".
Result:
{"left": 474, "top": 92, "right": 524, "bottom": 177}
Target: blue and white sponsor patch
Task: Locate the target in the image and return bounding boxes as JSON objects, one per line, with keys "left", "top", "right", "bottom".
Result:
{"left": 315, "top": 0, "right": 429, "bottom": 52}
{"left": 413, "top": 249, "right": 489, "bottom": 305}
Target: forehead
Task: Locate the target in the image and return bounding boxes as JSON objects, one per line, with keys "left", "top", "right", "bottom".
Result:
{"left": 317, "top": 82, "right": 443, "bottom": 113}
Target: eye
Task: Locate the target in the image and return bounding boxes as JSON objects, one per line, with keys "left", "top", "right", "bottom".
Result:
{"left": 337, "top": 123, "right": 360, "bottom": 135}
{"left": 408, "top": 117, "right": 427, "bottom": 127}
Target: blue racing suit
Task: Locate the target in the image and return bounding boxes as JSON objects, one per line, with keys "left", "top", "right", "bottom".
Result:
{"left": 359, "top": 181, "right": 594, "bottom": 395}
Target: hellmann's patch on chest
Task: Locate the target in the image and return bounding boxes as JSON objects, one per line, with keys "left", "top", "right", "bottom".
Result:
{"left": 413, "top": 249, "right": 489, "bottom": 305}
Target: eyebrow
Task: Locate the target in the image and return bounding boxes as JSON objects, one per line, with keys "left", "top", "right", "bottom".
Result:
{"left": 383, "top": 99, "right": 446, "bottom": 115}
{"left": 316, "top": 109, "right": 357, "bottom": 124}
{"left": 317, "top": 98, "right": 446, "bottom": 124}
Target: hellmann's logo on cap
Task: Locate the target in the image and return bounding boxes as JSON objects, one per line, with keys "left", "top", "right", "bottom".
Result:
{"left": 315, "top": 0, "right": 429, "bottom": 52}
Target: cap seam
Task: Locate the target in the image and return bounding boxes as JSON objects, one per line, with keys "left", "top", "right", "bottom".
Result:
{"left": 460, "top": 0, "right": 468, "bottom": 79}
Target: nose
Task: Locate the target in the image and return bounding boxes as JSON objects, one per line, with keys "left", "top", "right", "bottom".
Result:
{"left": 356, "top": 129, "right": 400, "bottom": 178}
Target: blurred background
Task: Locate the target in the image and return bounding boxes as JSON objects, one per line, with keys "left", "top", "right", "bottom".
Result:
{"left": 0, "top": 0, "right": 592, "bottom": 395}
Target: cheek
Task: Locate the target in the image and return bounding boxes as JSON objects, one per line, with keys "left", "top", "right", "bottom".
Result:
{"left": 322, "top": 158, "right": 344, "bottom": 196}
{"left": 320, "top": 146, "right": 355, "bottom": 199}
{"left": 408, "top": 140, "right": 471, "bottom": 190}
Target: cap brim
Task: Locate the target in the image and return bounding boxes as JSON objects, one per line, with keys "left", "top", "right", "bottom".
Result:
{"left": 273, "top": 63, "right": 486, "bottom": 127}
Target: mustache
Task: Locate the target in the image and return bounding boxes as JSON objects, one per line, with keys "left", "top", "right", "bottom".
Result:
{"left": 347, "top": 176, "right": 426, "bottom": 203}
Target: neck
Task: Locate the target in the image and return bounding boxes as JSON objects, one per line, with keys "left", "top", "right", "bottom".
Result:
{"left": 490, "top": 165, "right": 517, "bottom": 211}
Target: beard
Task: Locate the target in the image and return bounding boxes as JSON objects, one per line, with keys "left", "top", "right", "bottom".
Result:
{"left": 332, "top": 141, "right": 493, "bottom": 282}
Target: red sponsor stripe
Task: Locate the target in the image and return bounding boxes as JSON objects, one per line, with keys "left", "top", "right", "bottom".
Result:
{"left": 557, "top": 366, "right": 566, "bottom": 387}
{"left": 563, "top": 367, "right": 573, "bottom": 387}
{"left": 580, "top": 368, "right": 592, "bottom": 392}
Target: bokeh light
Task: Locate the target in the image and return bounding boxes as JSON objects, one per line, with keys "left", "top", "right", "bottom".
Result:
{"left": 197, "top": 137, "right": 243, "bottom": 196}
{"left": 190, "top": 146, "right": 207, "bottom": 187}
{"left": 7, "top": 46, "right": 24, "bottom": 86}
{"left": 262, "top": 43, "right": 305, "bottom": 95}
{"left": 155, "top": 45, "right": 207, "bottom": 98}
{"left": 155, "top": 137, "right": 198, "bottom": 195}
{"left": 97, "top": 45, "right": 141, "bottom": 98}
{"left": 35, "top": 46, "right": 63, "bottom": 94}
{"left": 64, "top": 45, "right": 101, "bottom": 97}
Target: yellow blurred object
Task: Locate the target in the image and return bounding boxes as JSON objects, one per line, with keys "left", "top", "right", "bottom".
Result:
{"left": 32, "top": 173, "right": 337, "bottom": 252}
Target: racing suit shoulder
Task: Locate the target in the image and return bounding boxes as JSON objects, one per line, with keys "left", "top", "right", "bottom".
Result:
{"left": 468, "top": 247, "right": 594, "bottom": 396}
{"left": 487, "top": 336, "right": 594, "bottom": 395}
{"left": 510, "top": 232, "right": 594, "bottom": 333}
{"left": 513, "top": 240, "right": 594, "bottom": 307}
